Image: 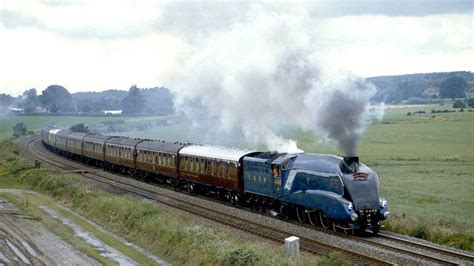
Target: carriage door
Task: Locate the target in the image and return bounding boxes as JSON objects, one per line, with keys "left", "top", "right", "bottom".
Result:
{"left": 272, "top": 163, "right": 282, "bottom": 197}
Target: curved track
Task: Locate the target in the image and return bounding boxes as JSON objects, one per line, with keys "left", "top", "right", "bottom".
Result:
{"left": 19, "top": 137, "right": 474, "bottom": 265}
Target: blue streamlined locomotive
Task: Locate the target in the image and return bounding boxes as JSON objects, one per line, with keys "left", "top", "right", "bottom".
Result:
{"left": 41, "top": 127, "right": 389, "bottom": 234}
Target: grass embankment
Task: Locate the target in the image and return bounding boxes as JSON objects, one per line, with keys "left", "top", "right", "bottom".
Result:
{"left": 0, "top": 140, "right": 345, "bottom": 265}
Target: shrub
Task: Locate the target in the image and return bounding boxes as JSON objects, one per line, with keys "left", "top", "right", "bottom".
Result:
{"left": 226, "top": 246, "right": 263, "bottom": 266}
{"left": 12, "top": 122, "right": 27, "bottom": 137}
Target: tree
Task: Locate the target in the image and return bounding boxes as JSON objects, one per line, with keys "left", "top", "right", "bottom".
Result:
{"left": 39, "top": 85, "right": 72, "bottom": 113}
{"left": 121, "top": 85, "right": 145, "bottom": 115}
{"left": 21, "top": 88, "right": 39, "bottom": 113}
{"left": 12, "top": 122, "right": 27, "bottom": 137}
{"left": 467, "top": 98, "right": 474, "bottom": 108}
{"left": 0, "top": 93, "right": 14, "bottom": 113}
{"left": 70, "top": 123, "right": 89, "bottom": 133}
{"left": 439, "top": 77, "right": 467, "bottom": 98}
{"left": 453, "top": 100, "right": 466, "bottom": 108}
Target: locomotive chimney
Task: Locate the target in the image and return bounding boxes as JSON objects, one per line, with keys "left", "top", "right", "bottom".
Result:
{"left": 343, "top": 156, "right": 359, "bottom": 172}
{"left": 343, "top": 156, "right": 359, "bottom": 165}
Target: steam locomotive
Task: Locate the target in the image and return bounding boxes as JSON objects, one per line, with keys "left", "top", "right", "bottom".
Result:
{"left": 41, "top": 126, "right": 389, "bottom": 234}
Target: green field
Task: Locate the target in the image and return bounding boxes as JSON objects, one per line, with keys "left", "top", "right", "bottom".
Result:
{"left": 0, "top": 114, "right": 161, "bottom": 139}
{"left": 1, "top": 104, "right": 473, "bottom": 250}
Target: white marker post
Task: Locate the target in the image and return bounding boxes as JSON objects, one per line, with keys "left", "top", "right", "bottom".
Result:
{"left": 284, "top": 236, "right": 300, "bottom": 258}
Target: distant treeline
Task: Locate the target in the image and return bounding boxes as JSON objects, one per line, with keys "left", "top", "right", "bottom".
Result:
{"left": 1, "top": 71, "right": 473, "bottom": 116}
{"left": 368, "top": 71, "right": 474, "bottom": 103}
{"left": 1, "top": 85, "right": 174, "bottom": 115}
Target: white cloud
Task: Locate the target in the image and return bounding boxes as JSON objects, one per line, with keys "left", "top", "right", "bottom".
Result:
{"left": 314, "top": 14, "right": 473, "bottom": 76}
{"left": 0, "top": 1, "right": 472, "bottom": 96}
{"left": 0, "top": 25, "right": 188, "bottom": 94}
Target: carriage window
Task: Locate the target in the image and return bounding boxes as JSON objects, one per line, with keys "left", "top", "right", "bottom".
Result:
{"left": 207, "top": 161, "right": 212, "bottom": 175}
{"left": 203, "top": 160, "right": 208, "bottom": 174}
{"left": 211, "top": 161, "right": 216, "bottom": 176}
{"left": 221, "top": 163, "right": 226, "bottom": 177}
{"left": 196, "top": 158, "right": 200, "bottom": 173}
{"left": 224, "top": 162, "right": 229, "bottom": 178}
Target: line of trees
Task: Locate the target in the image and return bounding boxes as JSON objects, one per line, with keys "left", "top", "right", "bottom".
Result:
{"left": 2, "top": 84, "right": 175, "bottom": 115}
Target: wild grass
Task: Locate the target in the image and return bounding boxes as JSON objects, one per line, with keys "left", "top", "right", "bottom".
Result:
{"left": 0, "top": 139, "right": 338, "bottom": 265}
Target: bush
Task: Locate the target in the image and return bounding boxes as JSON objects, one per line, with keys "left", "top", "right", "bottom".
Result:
{"left": 226, "top": 246, "right": 263, "bottom": 266}
{"left": 70, "top": 123, "right": 89, "bottom": 133}
{"left": 12, "top": 122, "right": 27, "bottom": 137}
{"left": 318, "top": 252, "right": 350, "bottom": 266}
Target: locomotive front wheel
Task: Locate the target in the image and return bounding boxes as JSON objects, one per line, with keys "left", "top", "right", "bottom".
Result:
{"left": 319, "top": 212, "right": 331, "bottom": 229}
{"left": 296, "top": 207, "right": 308, "bottom": 223}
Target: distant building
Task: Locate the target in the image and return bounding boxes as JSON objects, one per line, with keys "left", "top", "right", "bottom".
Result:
{"left": 8, "top": 107, "right": 23, "bottom": 113}
{"left": 423, "top": 87, "right": 439, "bottom": 97}
{"left": 102, "top": 110, "right": 122, "bottom": 115}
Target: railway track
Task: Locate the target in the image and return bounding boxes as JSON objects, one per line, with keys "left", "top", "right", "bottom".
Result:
{"left": 375, "top": 232, "right": 474, "bottom": 264}
{"left": 18, "top": 137, "right": 474, "bottom": 265}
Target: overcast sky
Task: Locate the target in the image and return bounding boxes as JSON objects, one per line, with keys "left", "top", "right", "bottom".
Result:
{"left": 0, "top": 0, "right": 472, "bottom": 96}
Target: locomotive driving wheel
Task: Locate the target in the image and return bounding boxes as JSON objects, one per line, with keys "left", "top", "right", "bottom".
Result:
{"left": 319, "top": 212, "right": 332, "bottom": 229}
{"left": 308, "top": 209, "right": 318, "bottom": 226}
{"left": 296, "top": 207, "right": 308, "bottom": 223}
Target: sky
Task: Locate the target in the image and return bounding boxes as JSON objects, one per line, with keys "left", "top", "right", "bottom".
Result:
{"left": 0, "top": 0, "right": 473, "bottom": 96}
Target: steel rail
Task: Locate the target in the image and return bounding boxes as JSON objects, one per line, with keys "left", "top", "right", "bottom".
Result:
{"left": 19, "top": 137, "right": 391, "bottom": 265}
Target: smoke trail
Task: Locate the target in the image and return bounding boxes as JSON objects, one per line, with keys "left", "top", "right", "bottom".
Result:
{"left": 168, "top": 4, "right": 380, "bottom": 154}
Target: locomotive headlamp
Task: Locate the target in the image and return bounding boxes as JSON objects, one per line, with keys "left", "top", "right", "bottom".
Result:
{"left": 348, "top": 202, "right": 353, "bottom": 210}
{"left": 379, "top": 198, "right": 387, "bottom": 208}
{"left": 351, "top": 213, "right": 358, "bottom": 221}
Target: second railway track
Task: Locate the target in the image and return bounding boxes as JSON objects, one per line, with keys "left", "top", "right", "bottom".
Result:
{"left": 18, "top": 137, "right": 474, "bottom": 265}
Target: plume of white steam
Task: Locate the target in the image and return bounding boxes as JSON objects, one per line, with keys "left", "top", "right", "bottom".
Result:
{"left": 169, "top": 5, "right": 381, "bottom": 154}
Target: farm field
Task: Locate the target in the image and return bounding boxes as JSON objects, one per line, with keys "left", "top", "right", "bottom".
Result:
{"left": 0, "top": 103, "right": 473, "bottom": 250}
{"left": 0, "top": 115, "right": 162, "bottom": 139}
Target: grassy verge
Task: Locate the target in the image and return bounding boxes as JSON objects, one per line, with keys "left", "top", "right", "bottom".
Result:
{"left": 0, "top": 139, "right": 345, "bottom": 265}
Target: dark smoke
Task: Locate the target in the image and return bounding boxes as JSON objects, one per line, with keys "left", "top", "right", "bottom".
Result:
{"left": 319, "top": 83, "right": 372, "bottom": 156}
{"left": 168, "top": 4, "right": 382, "bottom": 153}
